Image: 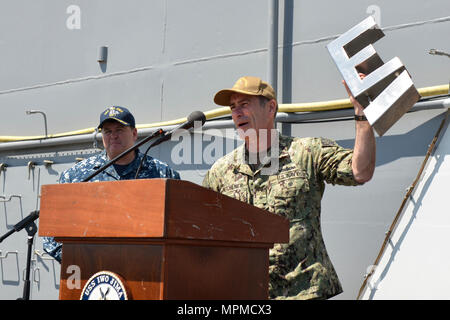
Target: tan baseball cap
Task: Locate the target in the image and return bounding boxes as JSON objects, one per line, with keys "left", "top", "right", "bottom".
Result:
{"left": 214, "top": 76, "right": 276, "bottom": 106}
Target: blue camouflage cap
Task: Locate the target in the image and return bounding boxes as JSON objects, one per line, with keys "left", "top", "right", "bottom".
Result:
{"left": 98, "top": 106, "right": 136, "bottom": 129}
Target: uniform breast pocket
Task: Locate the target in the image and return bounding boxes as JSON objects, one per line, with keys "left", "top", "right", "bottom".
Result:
{"left": 269, "top": 172, "right": 310, "bottom": 220}
{"left": 221, "top": 184, "right": 248, "bottom": 203}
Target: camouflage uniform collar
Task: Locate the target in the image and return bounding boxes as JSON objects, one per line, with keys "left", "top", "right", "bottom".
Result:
{"left": 114, "top": 150, "right": 142, "bottom": 178}
{"left": 97, "top": 149, "right": 141, "bottom": 179}
{"left": 235, "top": 132, "right": 291, "bottom": 176}
{"left": 92, "top": 150, "right": 109, "bottom": 169}
{"left": 234, "top": 144, "right": 252, "bottom": 175}
{"left": 278, "top": 134, "right": 292, "bottom": 158}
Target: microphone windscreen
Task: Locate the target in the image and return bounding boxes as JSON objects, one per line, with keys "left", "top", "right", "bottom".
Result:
{"left": 187, "top": 111, "right": 206, "bottom": 125}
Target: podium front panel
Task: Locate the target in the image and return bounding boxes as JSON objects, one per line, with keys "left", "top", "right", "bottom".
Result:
{"left": 164, "top": 242, "right": 269, "bottom": 299}
{"left": 60, "top": 242, "right": 164, "bottom": 300}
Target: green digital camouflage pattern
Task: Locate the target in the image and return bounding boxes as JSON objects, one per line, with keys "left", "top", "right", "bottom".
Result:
{"left": 202, "top": 134, "right": 362, "bottom": 300}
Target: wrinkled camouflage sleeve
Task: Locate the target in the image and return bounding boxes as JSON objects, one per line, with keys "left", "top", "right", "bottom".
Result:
{"left": 314, "top": 138, "right": 361, "bottom": 186}
{"left": 42, "top": 236, "right": 62, "bottom": 263}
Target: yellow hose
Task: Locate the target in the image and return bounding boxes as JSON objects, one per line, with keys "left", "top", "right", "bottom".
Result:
{"left": 1, "top": 84, "right": 448, "bottom": 143}
{"left": 279, "top": 84, "right": 450, "bottom": 113}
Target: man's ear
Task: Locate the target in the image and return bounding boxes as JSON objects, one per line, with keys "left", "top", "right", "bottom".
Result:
{"left": 268, "top": 99, "right": 277, "bottom": 118}
{"left": 132, "top": 127, "right": 138, "bottom": 140}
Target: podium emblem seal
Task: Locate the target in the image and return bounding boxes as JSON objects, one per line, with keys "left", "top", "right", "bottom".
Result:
{"left": 80, "top": 271, "right": 128, "bottom": 300}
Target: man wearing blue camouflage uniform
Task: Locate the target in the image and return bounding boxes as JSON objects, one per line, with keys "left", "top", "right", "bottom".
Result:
{"left": 43, "top": 106, "right": 180, "bottom": 262}
{"left": 202, "top": 76, "right": 376, "bottom": 299}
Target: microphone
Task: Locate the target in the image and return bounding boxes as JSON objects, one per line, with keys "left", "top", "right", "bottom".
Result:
{"left": 150, "top": 111, "right": 207, "bottom": 148}
{"left": 134, "top": 111, "right": 206, "bottom": 179}
{"left": 0, "top": 211, "right": 40, "bottom": 243}
{"left": 13, "top": 211, "right": 39, "bottom": 233}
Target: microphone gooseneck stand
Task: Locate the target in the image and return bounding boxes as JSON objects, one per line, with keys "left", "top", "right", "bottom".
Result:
{"left": 86, "top": 111, "right": 206, "bottom": 181}
{"left": 0, "top": 210, "right": 40, "bottom": 300}
{"left": 134, "top": 111, "right": 207, "bottom": 179}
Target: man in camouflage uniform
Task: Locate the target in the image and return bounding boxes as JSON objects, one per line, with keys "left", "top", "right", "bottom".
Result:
{"left": 43, "top": 106, "right": 180, "bottom": 262}
{"left": 202, "top": 76, "right": 376, "bottom": 299}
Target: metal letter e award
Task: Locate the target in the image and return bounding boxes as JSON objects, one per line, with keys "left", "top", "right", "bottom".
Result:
{"left": 327, "top": 16, "right": 420, "bottom": 136}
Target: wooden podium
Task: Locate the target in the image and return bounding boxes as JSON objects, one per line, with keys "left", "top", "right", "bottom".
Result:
{"left": 38, "top": 179, "right": 289, "bottom": 300}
